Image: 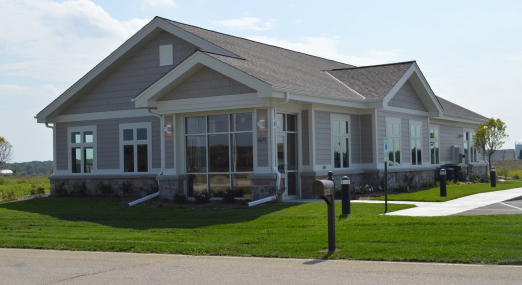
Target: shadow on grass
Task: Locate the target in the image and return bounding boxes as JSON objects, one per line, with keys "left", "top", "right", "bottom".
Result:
{"left": 0, "top": 198, "right": 298, "bottom": 230}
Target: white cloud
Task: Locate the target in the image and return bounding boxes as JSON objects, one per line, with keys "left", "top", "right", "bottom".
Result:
{"left": 143, "top": 0, "right": 175, "bottom": 8}
{"left": 247, "top": 36, "right": 402, "bottom": 66}
{"left": 210, "top": 17, "right": 276, "bottom": 31}
{"left": 0, "top": 0, "right": 149, "bottom": 82}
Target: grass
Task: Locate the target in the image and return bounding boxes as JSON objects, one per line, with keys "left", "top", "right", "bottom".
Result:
{"left": 1, "top": 198, "right": 522, "bottom": 264}
{"left": 0, "top": 176, "right": 50, "bottom": 200}
{"left": 371, "top": 179, "right": 522, "bottom": 202}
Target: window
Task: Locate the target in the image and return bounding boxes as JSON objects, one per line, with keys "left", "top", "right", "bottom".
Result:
{"left": 119, "top": 123, "right": 152, "bottom": 173}
{"left": 185, "top": 113, "right": 253, "bottom": 198}
{"left": 68, "top": 126, "right": 96, "bottom": 173}
{"left": 386, "top": 118, "right": 401, "bottom": 166}
{"left": 430, "top": 125, "right": 440, "bottom": 164}
{"left": 410, "top": 121, "right": 422, "bottom": 166}
{"left": 465, "top": 131, "right": 478, "bottom": 163}
{"left": 331, "top": 115, "right": 350, "bottom": 168}
{"left": 159, "top": 44, "right": 173, "bottom": 66}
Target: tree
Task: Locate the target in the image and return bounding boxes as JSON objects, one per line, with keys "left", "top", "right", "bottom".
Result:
{"left": 0, "top": 136, "right": 14, "bottom": 170}
{"left": 473, "top": 118, "right": 509, "bottom": 170}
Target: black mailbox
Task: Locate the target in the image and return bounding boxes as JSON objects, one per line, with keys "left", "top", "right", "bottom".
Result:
{"left": 313, "top": 180, "right": 335, "bottom": 197}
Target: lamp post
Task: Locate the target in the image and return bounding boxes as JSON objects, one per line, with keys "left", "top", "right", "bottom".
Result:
{"left": 341, "top": 176, "right": 350, "bottom": 215}
{"left": 490, "top": 166, "right": 496, "bottom": 187}
{"left": 440, "top": 168, "right": 447, "bottom": 197}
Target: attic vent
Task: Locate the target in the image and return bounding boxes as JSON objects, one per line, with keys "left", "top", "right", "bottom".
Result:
{"left": 159, "top": 44, "right": 173, "bottom": 66}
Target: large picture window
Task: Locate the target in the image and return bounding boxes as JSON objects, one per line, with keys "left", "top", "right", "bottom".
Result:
{"left": 119, "top": 122, "right": 152, "bottom": 173}
{"left": 68, "top": 126, "right": 96, "bottom": 173}
{"left": 465, "top": 131, "right": 478, "bottom": 163}
{"left": 186, "top": 113, "right": 253, "bottom": 198}
{"left": 410, "top": 120, "right": 422, "bottom": 166}
{"left": 430, "top": 125, "right": 440, "bottom": 164}
{"left": 386, "top": 118, "right": 401, "bottom": 166}
{"left": 331, "top": 115, "right": 350, "bottom": 169}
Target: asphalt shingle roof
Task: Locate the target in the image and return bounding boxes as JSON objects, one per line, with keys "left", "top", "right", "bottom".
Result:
{"left": 325, "top": 61, "right": 415, "bottom": 99}
{"left": 436, "top": 96, "right": 488, "bottom": 120}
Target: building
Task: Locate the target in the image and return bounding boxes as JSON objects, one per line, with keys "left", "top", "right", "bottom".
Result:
{"left": 35, "top": 17, "right": 489, "bottom": 201}
{"left": 488, "top": 149, "right": 516, "bottom": 162}
{"left": 0, "top": 169, "right": 13, "bottom": 177}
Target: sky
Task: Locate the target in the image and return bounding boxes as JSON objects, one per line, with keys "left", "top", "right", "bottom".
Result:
{"left": 0, "top": 0, "right": 521, "bottom": 162}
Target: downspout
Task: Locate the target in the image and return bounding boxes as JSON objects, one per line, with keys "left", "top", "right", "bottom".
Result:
{"left": 45, "top": 123, "right": 56, "bottom": 175}
{"left": 249, "top": 92, "right": 290, "bottom": 207}
{"left": 128, "top": 108, "right": 164, "bottom": 206}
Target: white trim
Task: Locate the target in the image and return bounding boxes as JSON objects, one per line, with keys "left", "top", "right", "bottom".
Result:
{"left": 67, "top": 126, "right": 97, "bottom": 174}
{"left": 385, "top": 117, "right": 402, "bottom": 166}
{"left": 429, "top": 124, "right": 440, "bottom": 165}
{"left": 384, "top": 106, "right": 430, "bottom": 116}
{"left": 55, "top": 109, "right": 154, "bottom": 123}
{"left": 432, "top": 115, "right": 485, "bottom": 124}
{"left": 119, "top": 122, "right": 153, "bottom": 173}
{"left": 331, "top": 114, "right": 351, "bottom": 169}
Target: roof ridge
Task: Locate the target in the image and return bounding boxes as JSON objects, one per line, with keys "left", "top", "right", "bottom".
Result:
{"left": 158, "top": 16, "right": 355, "bottom": 68}
{"left": 329, "top": 60, "right": 416, "bottom": 71}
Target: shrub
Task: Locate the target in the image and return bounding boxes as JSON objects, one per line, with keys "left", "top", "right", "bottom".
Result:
{"left": 269, "top": 186, "right": 285, "bottom": 202}
{"left": 334, "top": 188, "right": 342, "bottom": 199}
{"left": 29, "top": 184, "right": 46, "bottom": 195}
{"left": 209, "top": 201, "right": 215, "bottom": 208}
{"left": 194, "top": 191, "right": 210, "bottom": 203}
{"left": 354, "top": 184, "right": 374, "bottom": 195}
{"left": 72, "top": 182, "right": 88, "bottom": 197}
{"left": 240, "top": 200, "right": 248, "bottom": 206}
{"left": 54, "top": 182, "right": 68, "bottom": 196}
{"left": 402, "top": 174, "right": 414, "bottom": 189}
{"left": 513, "top": 174, "right": 520, "bottom": 179}
{"left": 97, "top": 182, "right": 113, "bottom": 196}
{"left": 497, "top": 168, "right": 509, "bottom": 178}
{"left": 173, "top": 193, "right": 187, "bottom": 204}
{"left": 1, "top": 190, "right": 15, "bottom": 200}
{"left": 119, "top": 182, "right": 133, "bottom": 197}
{"left": 394, "top": 184, "right": 409, "bottom": 193}
{"left": 223, "top": 189, "right": 236, "bottom": 204}
{"left": 379, "top": 175, "right": 391, "bottom": 190}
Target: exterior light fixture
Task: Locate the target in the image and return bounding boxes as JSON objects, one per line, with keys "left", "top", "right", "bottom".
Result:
{"left": 164, "top": 125, "right": 172, "bottom": 133}
{"left": 256, "top": 120, "right": 265, "bottom": 129}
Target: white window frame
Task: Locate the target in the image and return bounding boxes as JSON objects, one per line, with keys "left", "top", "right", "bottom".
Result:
{"left": 385, "top": 117, "right": 401, "bottom": 166}
{"left": 429, "top": 124, "right": 440, "bottom": 165}
{"left": 464, "top": 129, "right": 478, "bottom": 164}
{"left": 331, "top": 114, "right": 351, "bottom": 169}
{"left": 409, "top": 120, "right": 423, "bottom": 166}
{"left": 119, "top": 122, "right": 153, "bottom": 173}
{"left": 67, "top": 126, "right": 97, "bottom": 174}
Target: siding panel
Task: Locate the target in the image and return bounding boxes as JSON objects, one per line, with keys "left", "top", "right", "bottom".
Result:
{"left": 439, "top": 124, "right": 463, "bottom": 163}
{"left": 164, "top": 115, "right": 174, "bottom": 169}
{"left": 360, "top": 114, "right": 374, "bottom": 163}
{"left": 256, "top": 109, "right": 269, "bottom": 167}
{"left": 301, "top": 110, "right": 310, "bottom": 166}
{"left": 314, "top": 110, "right": 331, "bottom": 165}
{"left": 388, "top": 80, "right": 428, "bottom": 111}
{"left": 350, "top": 115, "right": 361, "bottom": 164}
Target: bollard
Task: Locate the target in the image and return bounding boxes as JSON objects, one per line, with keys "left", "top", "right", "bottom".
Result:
{"left": 491, "top": 166, "right": 496, "bottom": 187}
{"left": 440, "top": 168, "right": 447, "bottom": 197}
{"left": 341, "top": 176, "right": 350, "bottom": 215}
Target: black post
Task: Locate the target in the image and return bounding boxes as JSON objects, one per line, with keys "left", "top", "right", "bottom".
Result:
{"left": 326, "top": 171, "right": 336, "bottom": 252}
{"left": 491, "top": 166, "right": 496, "bottom": 187}
{"left": 341, "top": 176, "right": 350, "bottom": 215}
{"left": 440, "top": 168, "right": 447, "bottom": 197}
{"left": 384, "top": 161, "right": 388, "bottom": 213}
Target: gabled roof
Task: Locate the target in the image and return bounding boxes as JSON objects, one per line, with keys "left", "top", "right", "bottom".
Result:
{"left": 163, "top": 18, "right": 363, "bottom": 99}
{"left": 436, "top": 96, "right": 488, "bottom": 120}
{"left": 325, "top": 61, "right": 415, "bottom": 99}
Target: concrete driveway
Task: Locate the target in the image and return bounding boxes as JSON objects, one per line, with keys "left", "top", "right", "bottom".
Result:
{"left": 2, "top": 249, "right": 522, "bottom": 285}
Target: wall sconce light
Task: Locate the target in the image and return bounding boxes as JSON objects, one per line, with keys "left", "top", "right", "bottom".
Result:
{"left": 274, "top": 121, "right": 280, "bottom": 127}
{"left": 256, "top": 120, "right": 265, "bottom": 129}
{"left": 164, "top": 125, "right": 172, "bottom": 134}
{"left": 458, "top": 133, "right": 463, "bottom": 138}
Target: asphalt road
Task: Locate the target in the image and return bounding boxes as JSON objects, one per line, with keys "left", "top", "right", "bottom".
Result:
{"left": 2, "top": 249, "right": 522, "bottom": 285}
{"left": 456, "top": 199, "right": 522, "bottom": 215}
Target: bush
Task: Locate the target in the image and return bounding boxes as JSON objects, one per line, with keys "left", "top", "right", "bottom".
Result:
{"left": 1, "top": 190, "right": 15, "bottom": 200}
{"left": 119, "top": 182, "right": 133, "bottom": 197}
{"left": 72, "top": 182, "right": 88, "bottom": 197}
{"left": 209, "top": 201, "right": 215, "bottom": 208}
{"left": 97, "top": 182, "right": 113, "bottom": 196}
{"left": 54, "top": 182, "right": 68, "bottom": 196}
{"left": 513, "top": 174, "right": 520, "bottom": 179}
{"left": 403, "top": 174, "right": 414, "bottom": 189}
{"left": 194, "top": 191, "right": 210, "bottom": 203}
{"left": 29, "top": 184, "right": 46, "bottom": 195}
{"left": 497, "top": 168, "right": 509, "bottom": 178}
{"left": 394, "top": 184, "right": 409, "bottom": 193}
{"left": 355, "top": 184, "right": 374, "bottom": 195}
{"left": 223, "top": 189, "right": 236, "bottom": 204}
{"left": 173, "top": 193, "right": 187, "bottom": 204}
{"left": 334, "top": 188, "right": 342, "bottom": 199}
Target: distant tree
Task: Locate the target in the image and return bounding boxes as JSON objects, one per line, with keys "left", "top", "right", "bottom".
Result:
{"left": 0, "top": 137, "right": 14, "bottom": 170}
{"left": 473, "top": 118, "right": 509, "bottom": 170}
{"left": 519, "top": 150, "right": 522, "bottom": 160}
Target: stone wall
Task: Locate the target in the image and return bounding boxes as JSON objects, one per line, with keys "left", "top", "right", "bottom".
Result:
{"left": 50, "top": 177, "right": 157, "bottom": 197}
{"left": 158, "top": 176, "right": 185, "bottom": 200}
{"left": 249, "top": 174, "right": 277, "bottom": 201}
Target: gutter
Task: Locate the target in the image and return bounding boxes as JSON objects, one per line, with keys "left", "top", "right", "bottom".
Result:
{"left": 248, "top": 92, "right": 290, "bottom": 207}
{"left": 128, "top": 108, "right": 164, "bottom": 206}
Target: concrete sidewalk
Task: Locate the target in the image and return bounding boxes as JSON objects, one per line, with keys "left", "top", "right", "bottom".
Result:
{"left": 288, "top": 187, "right": 522, "bottom": 217}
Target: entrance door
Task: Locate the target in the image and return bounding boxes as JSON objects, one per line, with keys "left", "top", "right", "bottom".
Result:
{"left": 276, "top": 113, "right": 298, "bottom": 199}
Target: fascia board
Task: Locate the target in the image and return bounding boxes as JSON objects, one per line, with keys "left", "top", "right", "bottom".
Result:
{"left": 134, "top": 52, "right": 272, "bottom": 108}
{"left": 433, "top": 115, "right": 486, "bottom": 125}
{"left": 270, "top": 86, "right": 382, "bottom": 108}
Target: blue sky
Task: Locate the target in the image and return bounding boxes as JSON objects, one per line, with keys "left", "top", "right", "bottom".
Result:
{"left": 0, "top": 0, "right": 521, "bottom": 162}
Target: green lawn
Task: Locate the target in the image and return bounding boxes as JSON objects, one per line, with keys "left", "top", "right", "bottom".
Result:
{"left": 371, "top": 179, "right": 522, "bottom": 202}
{"left": 0, "top": 176, "right": 50, "bottom": 200}
{"left": 1, "top": 198, "right": 522, "bottom": 264}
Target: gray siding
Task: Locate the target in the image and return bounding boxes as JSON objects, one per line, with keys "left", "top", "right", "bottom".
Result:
{"left": 301, "top": 110, "right": 310, "bottom": 166}
{"left": 314, "top": 110, "right": 331, "bottom": 165}
{"left": 439, "top": 124, "right": 463, "bottom": 164}
{"left": 388, "top": 80, "right": 427, "bottom": 111}
{"left": 377, "top": 110, "right": 429, "bottom": 164}
{"left": 61, "top": 31, "right": 198, "bottom": 115}
{"left": 164, "top": 115, "right": 174, "bottom": 169}
{"left": 350, "top": 115, "right": 361, "bottom": 164}
{"left": 56, "top": 116, "right": 161, "bottom": 171}
{"left": 360, "top": 114, "right": 373, "bottom": 163}
{"left": 160, "top": 66, "right": 256, "bottom": 101}
{"left": 256, "top": 109, "right": 269, "bottom": 167}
